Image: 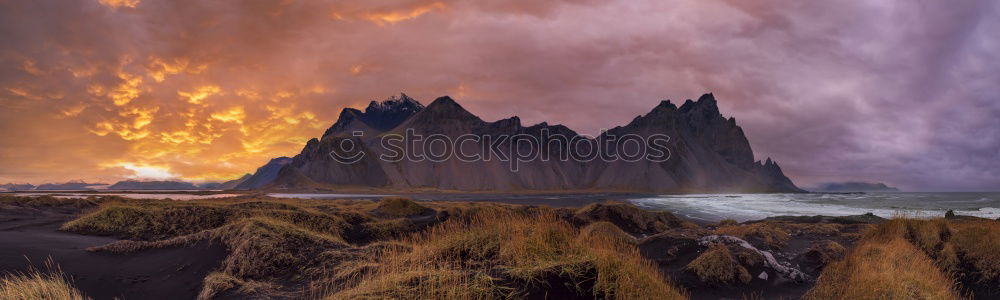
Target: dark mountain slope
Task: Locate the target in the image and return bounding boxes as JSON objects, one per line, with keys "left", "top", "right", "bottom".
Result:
{"left": 261, "top": 93, "right": 802, "bottom": 192}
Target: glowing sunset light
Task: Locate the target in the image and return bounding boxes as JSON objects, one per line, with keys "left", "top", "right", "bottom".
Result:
{"left": 363, "top": 2, "right": 446, "bottom": 25}
{"left": 115, "top": 163, "right": 176, "bottom": 180}
{"left": 0, "top": 0, "right": 995, "bottom": 191}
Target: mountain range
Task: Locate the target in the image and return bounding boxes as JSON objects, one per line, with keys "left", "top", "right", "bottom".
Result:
{"left": 241, "top": 93, "right": 802, "bottom": 193}
{"left": 108, "top": 180, "right": 199, "bottom": 190}
{"left": 0, "top": 183, "right": 35, "bottom": 191}
{"left": 810, "top": 181, "right": 900, "bottom": 192}
{"left": 35, "top": 181, "right": 107, "bottom": 191}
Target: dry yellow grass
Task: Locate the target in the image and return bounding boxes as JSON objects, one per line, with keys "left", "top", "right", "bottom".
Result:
{"left": 862, "top": 218, "right": 1000, "bottom": 281}
{"left": 327, "top": 209, "right": 687, "bottom": 299}
{"left": 579, "top": 221, "right": 636, "bottom": 245}
{"left": 0, "top": 195, "right": 103, "bottom": 209}
{"left": 214, "top": 217, "right": 350, "bottom": 280}
{"left": 904, "top": 219, "right": 951, "bottom": 254}
{"left": 573, "top": 202, "right": 686, "bottom": 234}
{"left": 949, "top": 221, "right": 1000, "bottom": 282}
{"left": 684, "top": 244, "right": 751, "bottom": 285}
{"left": 197, "top": 272, "right": 277, "bottom": 300}
{"left": 715, "top": 222, "right": 790, "bottom": 249}
{"left": 374, "top": 197, "right": 430, "bottom": 218}
{"left": 60, "top": 201, "right": 234, "bottom": 239}
{"left": 0, "top": 268, "right": 88, "bottom": 300}
{"left": 805, "top": 241, "right": 846, "bottom": 266}
{"left": 805, "top": 237, "right": 961, "bottom": 300}
{"left": 805, "top": 218, "right": 972, "bottom": 299}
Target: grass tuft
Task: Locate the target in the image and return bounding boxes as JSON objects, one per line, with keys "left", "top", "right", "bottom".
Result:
{"left": 60, "top": 203, "right": 231, "bottom": 240}
{"left": 804, "top": 237, "right": 961, "bottom": 299}
{"left": 0, "top": 267, "right": 88, "bottom": 300}
{"left": 579, "top": 221, "right": 636, "bottom": 245}
{"left": 684, "top": 244, "right": 751, "bottom": 285}
{"left": 949, "top": 221, "right": 1000, "bottom": 282}
{"left": 327, "top": 209, "right": 686, "bottom": 299}
{"left": 714, "top": 222, "right": 790, "bottom": 249}
{"left": 573, "top": 202, "right": 685, "bottom": 234}
{"left": 374, "top": 197, "right": 430, "bottom": 218}
{"left": 805, "top": 241, "right": 846, "bottom": 266}
{"left": 213, "top": 217, "right": 349, "bottom": 280}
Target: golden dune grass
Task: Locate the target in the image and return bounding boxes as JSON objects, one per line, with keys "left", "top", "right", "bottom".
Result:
{"left": 374, "top": 197, "right": 430, "bottom": 218}
{"left": 714, "top": 222, "right": 790, "bottom": 249}
{"left": 806, "top": 218, "right": 971, "bottom": 299}
{"left": 0, "top": 269, "right": 88, "bottom": 300}
{"left": 684, "top": 244, "right": 751, "bottom": 285}
{"left": 948, "top": 221, "right": 1000, "bottom": 282}
{"left": 327, "top": 209, "right": 687, "bottom": 299}
{"left": 804, "top": 237, "right": 961, "bottom": 300}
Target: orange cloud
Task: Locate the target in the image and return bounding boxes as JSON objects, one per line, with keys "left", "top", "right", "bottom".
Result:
{"left": 210, "top": 106, "right": 245, "bottom": 124}
{"left": 21, "top": 60, "right": 43, "bottom": 75}
{"left": 109, "top": 72, "right": 143, "bottom": 106}
{"left": 90, "top": 120, "right": 151, "bottom": 141}
{"left": 59, "top": 104, "right": 88, "bottom": 117}
{"left": 352, "top": 2, "right": 447, "bottom": 25}
{"left": 178, "top": 85, "right": 222, "bottom": 105}
{"left": 98, "top": 0, "right": 140, "bottom": 9}
{"left": 147, "top": 56, "right": 191, "bottom": 82}
{"left": 6, "top": 87, "right": 42, "bottom": 100}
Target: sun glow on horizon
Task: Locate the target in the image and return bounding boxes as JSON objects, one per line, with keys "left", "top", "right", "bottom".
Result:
{"left": 116, "top": 163, "right": 177, "bottom": 180}
{"left": 98, "top": 0, "right": 140, "bottom": 9}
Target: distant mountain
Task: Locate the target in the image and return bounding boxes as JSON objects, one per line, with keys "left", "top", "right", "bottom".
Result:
{"left": 256, "top": 93, "right": 803, "bottom": 193}
{"left": 811, "top": 181, "right": 900, "bottom": 192}
{"left": 108, "top": 180, "right": 199, "bottom": 190}
{"left": 35, "top": 181, "right": 107, "bottom": 190}
{"left": 235, "top": 157, "right": 293, "bottom": 190}
{"left": 217, "top": 174, "right": 251, "bottom": 190}
{"left": 196, "top": 174, "right": 252, "bottom": 190}
{"left": 0, "top": 183, "right": 35, "bottom": 191}
{"left": 197, "top": 182, "right": 223, "bottom": 189}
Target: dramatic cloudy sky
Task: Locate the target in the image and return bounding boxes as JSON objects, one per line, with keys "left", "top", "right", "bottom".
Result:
{"left": 0, "top": 0, "right": 997, "bottom": 191}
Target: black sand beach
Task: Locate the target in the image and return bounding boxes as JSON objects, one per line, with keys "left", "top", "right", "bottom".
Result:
{"left": 0, "top": 204, "right": 225, "bottom": 299}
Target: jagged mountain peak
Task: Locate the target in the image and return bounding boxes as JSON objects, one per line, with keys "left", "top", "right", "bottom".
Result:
{"left": 418, "top": 96, "right": 481, "bottom": 121}
{"left": 323, "top": 93, "right": 426, "bottom": 137}
{"left": 655, "top": 100, "right": 679, "bottom": 111}
{"left": 625, "top": 94, "right": 722, "bottom": 129}
{"left": 495, "top": 116, "right": 522, "bottom": 127}
{"left": 365, "top": 93, "right": 424, "bottom": 115}
{"left": 678, "top": 93, "right": 720, "bottom": 114}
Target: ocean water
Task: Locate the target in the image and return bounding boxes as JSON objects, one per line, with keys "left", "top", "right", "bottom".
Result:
{"left": 629, "top": 192, "right": 1000, "bottom": 222}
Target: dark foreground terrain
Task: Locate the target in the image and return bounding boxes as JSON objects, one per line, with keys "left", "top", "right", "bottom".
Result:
{"left": 0, "top": 195, "right": 996, "bottom": 299}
